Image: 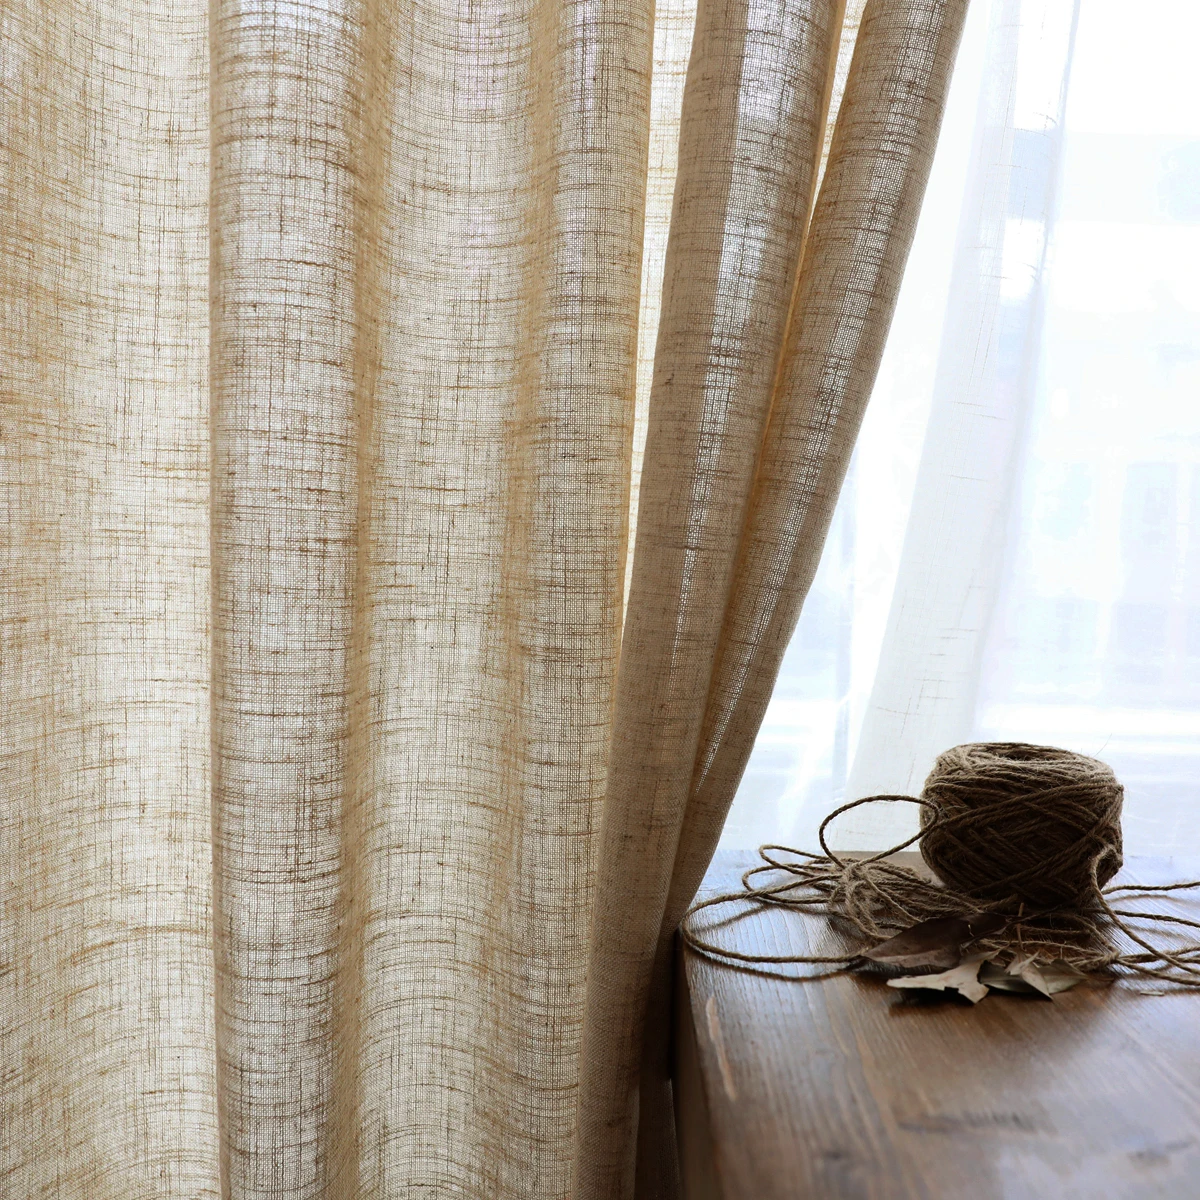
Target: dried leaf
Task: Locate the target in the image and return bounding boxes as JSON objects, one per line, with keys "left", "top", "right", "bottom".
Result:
{"left": 1010, "top": 956, "right": 1054, "bottom": 998}
{"left": 865, "top": 919, "right": 966, "bottom": 972}
{"left": 1033, "top": 959, "right": 1087, "bottom": 995}
{"left": 887, "top": 954, "right": 990, "bottom": 1003}
{"left": 864, "top": 912, "right": 1005, "bottom": 974}
{"left": 979, "top": 957, "right": 1085, "bottom": 998}
{"left": 977, "top": 962, "right": 1032, "bottom": 993}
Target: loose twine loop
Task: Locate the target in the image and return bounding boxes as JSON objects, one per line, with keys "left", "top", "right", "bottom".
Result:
{"left": 683, "top": 742, "right": 1200, "bottom": 985}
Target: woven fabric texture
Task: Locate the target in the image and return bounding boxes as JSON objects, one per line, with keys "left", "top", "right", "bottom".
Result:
{"left": 0, "top": 0, "right": 964, "bottom": 1196}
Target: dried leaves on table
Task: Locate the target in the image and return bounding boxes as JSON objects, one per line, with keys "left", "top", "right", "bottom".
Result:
{"left": 888, "top": 955, "right": 991, "bottom": 1003}
{"left": 863, "top": 913, "right": 1006, "bottom": 974}
{"left": 865, "top": 916, "right": 1085, "bottom": 1004}
{"left": 979, "top": 957, "right": 1086, "bottom": 997}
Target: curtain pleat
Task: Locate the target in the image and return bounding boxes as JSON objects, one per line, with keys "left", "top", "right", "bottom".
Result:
{"left": 573, "top": 0, "right": 842, "bottom": 1191}
{"left": 209, "top": 1, "right": 380, "bottom": 1193}
{"left": 211, "top": 0, "right": 654, "bottom": 1193}
{"left": 336, "top": 0, "right": 654, "bottom": 1191}
{"left": 667, "top": 0, "right": 971, "bottom": 947}
{"left": 0, "top": 2, "right": 216, "bottom": 1195}
{"left": 575, "top": 1, "right": 968, "bottom": 1195}
{"left": 628, "top": 0, "right": 703, "bottom": 602}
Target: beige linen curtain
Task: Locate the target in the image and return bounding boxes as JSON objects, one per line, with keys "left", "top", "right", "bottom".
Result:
{"left": 0, "top": 0, "right": 964, "bottom": 1197}
{"left": 578, "top": 0, "right": 968, "bottom": 1193}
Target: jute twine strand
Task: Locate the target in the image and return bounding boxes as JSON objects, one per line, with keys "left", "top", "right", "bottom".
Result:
{"left": 683, "top": 743, "right": 1200, "bottom": 985}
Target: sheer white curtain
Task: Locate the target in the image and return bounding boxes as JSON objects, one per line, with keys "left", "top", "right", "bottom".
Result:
{"left": 725, "top": 0, "right": 1200, "bottom": 855}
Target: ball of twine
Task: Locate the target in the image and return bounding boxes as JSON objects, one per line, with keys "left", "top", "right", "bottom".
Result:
{"left": 684, "top": 742, "right": 1200, "bottom": 986}
{"left": 917, "top": 742, "right": 1123, "bottom": 909}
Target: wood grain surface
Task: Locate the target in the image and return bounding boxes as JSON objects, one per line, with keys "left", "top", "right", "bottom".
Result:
{"left": 676, "top": 852, "right": 1200, "bottom": 1200}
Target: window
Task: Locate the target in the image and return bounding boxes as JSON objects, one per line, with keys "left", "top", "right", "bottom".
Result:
{"left": 724, "top": 0, "right": 1200, "bottom": 856}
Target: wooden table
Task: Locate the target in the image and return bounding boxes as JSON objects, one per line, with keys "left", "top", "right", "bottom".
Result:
{"left": 675, "top": 853, "right": 1200, "bottom": 1199}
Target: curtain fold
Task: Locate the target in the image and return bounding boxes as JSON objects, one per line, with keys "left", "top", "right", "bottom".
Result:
{"left": 575, "top": 0, "right": 968, "bottom": 1194}
{"left": 666, "top": 0, "right": 972, "bottom": 945}
{"left": 211, "top": 0, "right": 655, "bottom": 1193}
{"left": 210, "top": 4, "right": 373, "bottom": 1192}
{"left": 573, "top": 0, "right": 842, "bottom": 1191}
{"left": 846, "top": 0, "right": 1078, "bottom": 834}
{"left": 1, "top": 0, "right": 964, "bottom": 1195}
{"left": 0, "top": 2, "right": 216, "bottom": 1194}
